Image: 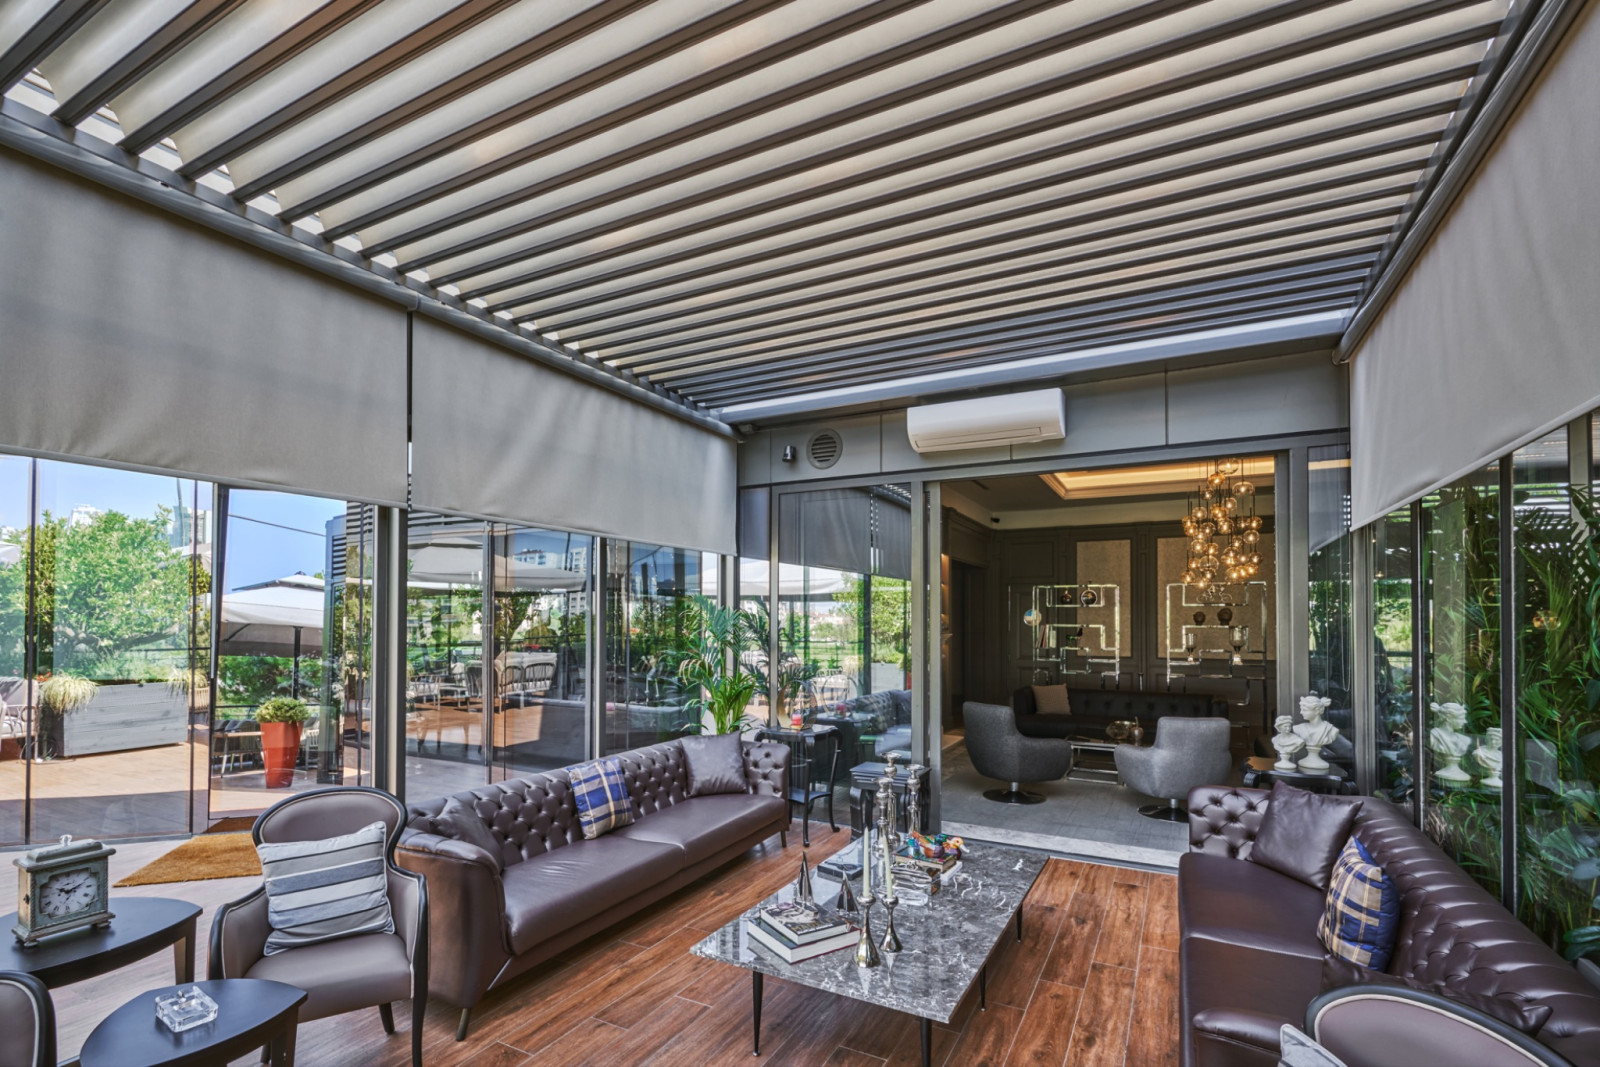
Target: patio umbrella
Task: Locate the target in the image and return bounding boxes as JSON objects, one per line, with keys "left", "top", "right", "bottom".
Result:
{"left": 219, "top": 574, "right": 325, "bottom": 657}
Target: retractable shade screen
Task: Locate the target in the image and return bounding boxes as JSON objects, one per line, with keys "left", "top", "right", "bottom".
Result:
{"left": 4, "top": 0, "right": 1526, "bottom": 410}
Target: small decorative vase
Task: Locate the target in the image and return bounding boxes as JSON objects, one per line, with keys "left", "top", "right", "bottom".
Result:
{"left": 1297, "top": 745, "right": 1329, "bottom": 773}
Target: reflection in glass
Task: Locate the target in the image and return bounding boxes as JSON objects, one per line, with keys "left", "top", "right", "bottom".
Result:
{"left": 214, "top": 491, "right": 373, "bottom": 817}
{"left": 0, "top": 456, "right": 30, "bottom": 844}
{"left": 1370, "top": 507, "right": 1416, "bottom": 816}
{"left": 1421, "top": 465, "right": 1502, "bottom": 899}
{"left": 602, "top": 543, "right": 705, "bottom": 753}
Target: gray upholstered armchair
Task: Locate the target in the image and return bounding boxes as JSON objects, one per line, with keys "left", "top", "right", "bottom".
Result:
{"left": 1114, "top": 716, "right": 1232, "bottom": 821}
{"left": 0, "top": 971, "right": 53, "bottom": 1067}
{"left": 963, "top": 701, "right": 1073, "bottom": 804}
{"left": 210, "top": 787, "right": 428, "bottom": 1066}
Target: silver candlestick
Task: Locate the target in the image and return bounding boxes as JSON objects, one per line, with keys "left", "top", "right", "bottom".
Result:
{"left": 855, "top": 825, "right": 880, "bottom": 967}
{"left": 905, "top": 764, "right": 926, "bottom": 835}
{"left": 877, "top": 808, "right": 902, "bottom": 953}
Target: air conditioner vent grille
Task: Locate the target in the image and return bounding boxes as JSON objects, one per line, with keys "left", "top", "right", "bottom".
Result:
{"left": 807, "top": 430, "right": 843, "bottom": 469}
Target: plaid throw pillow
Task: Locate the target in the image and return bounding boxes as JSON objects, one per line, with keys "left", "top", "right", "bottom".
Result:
{"left": 570, "top": 758, "right": 635, "bottom": 839}
{"left": 1318, "top": 835, "right": 1400, "bottom": 969}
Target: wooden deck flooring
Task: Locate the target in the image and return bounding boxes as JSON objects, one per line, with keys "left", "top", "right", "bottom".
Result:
{"left": 270, "top": 822, "right": 1180, "bottom": 1067}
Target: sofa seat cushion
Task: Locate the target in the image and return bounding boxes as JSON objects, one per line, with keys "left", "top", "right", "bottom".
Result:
{"left": 614, "top": 794, "right": 787, "bottom": 866}
{"left": 1180, "top": 852, "right": 1327, "bottom": 960}
{"left": 246, "top": 932, "right": 412, "bottom": 1022}
{"left": 1183, "top": 937, "right": 1325, "bottom": 1058}
{"left": 871, "top": 724, "right": 913, "bottom": 757}
{"left": 501, "top": 836, "right": 685, "bottom": 955}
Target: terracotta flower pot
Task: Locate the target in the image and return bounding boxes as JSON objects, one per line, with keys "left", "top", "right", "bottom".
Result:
{"left": 260, "top": 721, "right": 302, "bottom": 788}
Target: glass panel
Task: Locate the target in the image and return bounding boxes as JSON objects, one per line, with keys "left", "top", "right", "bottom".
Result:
{"left": 405, "top": 515, "right": 489, "bottom": 798}
{"left": 1420, "top": 464, "right": 1502, "bottom": 899}
{"left": 1371, "top": 506, "right": 1417, "bottom": 816}
{"left": 491, "top": 526, "right": 593, "bottom": 778}
{"left": 214, "top": 491, "right": 372, "bottom": 819}
{"left": 29, "top": 461, "right": 204, "bottom": 840}
{"left": 1511, "top": 428, "right": 1600, "bottom": 954}
{"left": 601, "top": 543, "right": 705, "bottom": 753}
{"left": 1074, "top": 539, "right": 1130, "bottom": 674}
{"left": 1307, "top": 444, "right": 1354, "bottom": 778}
{"left": 0, "top": 456, "right": 31, "bottom": 845}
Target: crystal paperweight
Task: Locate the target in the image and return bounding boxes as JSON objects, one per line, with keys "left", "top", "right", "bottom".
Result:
{"left": 155, "top": 986, "right": 218, "bottom": 1033}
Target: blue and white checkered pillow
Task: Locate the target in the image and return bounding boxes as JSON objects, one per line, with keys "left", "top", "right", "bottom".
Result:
{"left": 1318, "top": 835, "right": 1400, "bottom": 969}
{"left": 570, "top": 758, "right": 635, "bottom": 840}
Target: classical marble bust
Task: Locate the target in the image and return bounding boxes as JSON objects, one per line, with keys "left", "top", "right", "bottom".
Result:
{"left": 1292, "top": 694, "right": 1339, "bottom": 772}
{"left": 1428, "top": 701, "right": 1474, "bottom": 783}
{"left": 1270, "top": 714, "right": 1305, "bottom": 772}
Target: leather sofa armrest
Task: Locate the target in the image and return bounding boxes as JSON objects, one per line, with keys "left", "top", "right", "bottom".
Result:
{"left": 209, "top": 886, "right": 269, "bottom": 980}
{"left": 742, "top": 740, "right": 789, "bottom": 797}
{"left": 1306, "top": 985, "right": 1575, "bottom": 1067}
{"left": 395, "top": 835, "right": 510, "bottom": 1011}
{"left": 1192, "top": 1007, "right": 1289, "bottom": 1051}
{"left": 1187, "top": 785, "right": 1271, "bottom": 858}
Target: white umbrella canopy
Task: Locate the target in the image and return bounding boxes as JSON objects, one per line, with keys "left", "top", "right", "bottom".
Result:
{"left": 704, "top": 560, "right": 850, "bottom": 600}
{"left": 220, "top": 573, "right": 324, "bottom": 656}
{"left": 407, "top": 535, "right": 588, "bottom": 592}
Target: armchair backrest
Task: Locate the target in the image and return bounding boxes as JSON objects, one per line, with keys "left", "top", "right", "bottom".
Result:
{"left": 0, "top": 971, "right": 54, "bottom": 1067}
{"left": 1152, "top": 715, "right": 1232, "bottom": 752}
{"left": 254, "top": 786, "right": 407, "bottom": 857}
{"left": 963, "top": 702, "right": 1023, "bottom": 773}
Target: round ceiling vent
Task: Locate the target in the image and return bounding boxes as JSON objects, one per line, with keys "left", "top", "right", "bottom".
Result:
{"left": 807, "top": 429, "right": 843, "bottom": 469}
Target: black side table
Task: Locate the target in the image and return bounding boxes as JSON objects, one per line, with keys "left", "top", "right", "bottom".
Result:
{"left": 757, "top": 724, "right": 840, "bottom": 847}
{"left": 847, "top": 761, "right": 928, "bottom": 838}
{"left": 1242, "top": 756, "right": 1355, "bottom": 795}
{"left": 2, "top": 896, "right": 201, "bottom": 988}
{"left": 79, "top": 978, "right": 306, "bottom": 1067}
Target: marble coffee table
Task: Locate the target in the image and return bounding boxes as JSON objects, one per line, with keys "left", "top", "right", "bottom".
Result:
{"left": 691, "top": 842, "right": 1047, "bottom": 1067}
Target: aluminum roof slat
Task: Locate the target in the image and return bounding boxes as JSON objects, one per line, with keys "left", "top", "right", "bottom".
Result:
{"left": 408, "top": 30, "right": 1489, "bottom": 284}
{"left": 0, "top": 0, "right": 107, "bottom": 94}
{"left": 170, "top": 0, "right": 521, "bottom": 178}
{"left": 402, "top": 3, "right": 1496, "bottom": 283}
{"left": 477, "top": 110, "right": 1452, "bottom": 314}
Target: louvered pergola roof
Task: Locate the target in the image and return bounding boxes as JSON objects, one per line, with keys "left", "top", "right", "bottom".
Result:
{"left": 0, "top": 0, "right": 1538, "bottom": 418}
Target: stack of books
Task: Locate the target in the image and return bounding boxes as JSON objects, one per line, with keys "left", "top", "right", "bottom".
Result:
{"left": 895, "top": 843, "right": 962, "bottom": 877}
{"left": 744, "top": 901, "right": 857, "bottom": 963}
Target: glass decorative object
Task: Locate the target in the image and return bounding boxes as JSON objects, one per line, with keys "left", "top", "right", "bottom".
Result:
{"left": 155, "top": 986, "right": 219, "bottom": 1033}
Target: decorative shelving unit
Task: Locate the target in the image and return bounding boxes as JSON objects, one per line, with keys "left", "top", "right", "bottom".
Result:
{"left": 1021, "top": 583, "right": 1122, "bottom": 684}
{"left": 1163, "top": 579, "right": 1269, "bottom": 705}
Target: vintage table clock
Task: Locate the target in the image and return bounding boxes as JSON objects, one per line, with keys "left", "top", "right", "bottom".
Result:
{"left": 12, "top": 834, "right": 116, "bottom": 946}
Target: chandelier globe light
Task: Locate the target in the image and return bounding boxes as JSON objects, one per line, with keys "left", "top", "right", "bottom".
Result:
{"left": 1182, "top": 458, "right": 1261, "bottom": 598}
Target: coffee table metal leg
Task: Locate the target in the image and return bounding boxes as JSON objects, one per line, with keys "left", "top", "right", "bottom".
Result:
{"left": 752, "top": 971, "right": 763, "bottom": 1055}
{"left": 1016, "top": 908, "right": 1023, "bottom": 942}
{"left": 979, "top": 966, "right": 987, "bottom": 1011}
{"left": 176, "top": 914, "right": 197, "bottom": 983}
{"left": 920, "top": 1017, "right": 931, "bottom": 1067}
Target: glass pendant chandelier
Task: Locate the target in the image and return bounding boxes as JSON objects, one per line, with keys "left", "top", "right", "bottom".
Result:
{"left": 1181, "top": 457, "right": 1261, "bottom": 599}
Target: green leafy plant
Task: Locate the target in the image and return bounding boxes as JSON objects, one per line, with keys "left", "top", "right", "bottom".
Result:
{"left": 666, "top": 596, "right": 764, "bottom": 735}
{"left": 255, "top": 696, "right": 311, "bottom": 724}
{"left": 34, "top": 673, "right": 99, "bottom": 760}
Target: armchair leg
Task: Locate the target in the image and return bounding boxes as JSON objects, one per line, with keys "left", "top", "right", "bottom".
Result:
{"left": 1137, "top": 799, "right": 1188, "bottom": 822}
{"left": 413, "top": 992, "right": 427, "bottom": 1067}
{"left": 779, "top": 830, "right": 788, "bottom": 848}
{"left": 983, "top": 781, "right": 1045, "bottom": 805}
{"left": 380, "top": 1002, "right": 396, "bottom": 1034}
{"left": 457, "top": 1008, "right": 472, "bottom": 1042}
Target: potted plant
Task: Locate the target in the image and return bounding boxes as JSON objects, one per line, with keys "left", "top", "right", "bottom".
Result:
{"left": 36, "top": 673, "right": 97, "bottom": 760}
{"left": 256, "top": 697, "right": 309, "bottom": 788}
{"left": 668, "top": 597, "right": 764, "bottom": 735}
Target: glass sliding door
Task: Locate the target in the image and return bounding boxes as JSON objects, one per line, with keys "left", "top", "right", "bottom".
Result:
{"left": 1370, "top": 507, "right": 1417, "bottom": 815}
{"left": 0, "top": 456, "right": 31, "bottom": 844}
{"left": 28, "top": 461, "right": 208, "bottom": 840}
{"left": 601, "top": 542, "right": 706, "bottom": 754}
{"left": 1307, "top": 445, "right": 1354, "bottom": 780}
{"left": 491, "top": 526, "right": 593, "bottom": 778}
{"left": 1420, "top": 465, "right": 1503, "bottom": 898}
{"left": 213, "top": 491, "right": 373, "bottom": 819}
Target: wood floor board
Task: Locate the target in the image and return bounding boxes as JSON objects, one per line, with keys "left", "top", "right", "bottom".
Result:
{"left": 942, "top": 1001, "right": 1025, "bottom": 1067}
{"left": 1092, "top": 881, "right": 1149, "bottom": 967}
{"left": 523, "top": 1018, "right": 628, "bottom": 1067}
{"left": 1063, "top": 962, "right": 1139, "bottom": 1067}
{"left": 1039, "top": 892, "right": 1106, "bottom": 988}
{"left": 577, "top": 995, "right": 710, "bottom": 1066}
{"left": 1003, "top": 980, "right": 1084, "bottom": 1067}
{"left": 987, "top": 901, "right": 1067, "bottom": 1009}
{"left": 1142, "top": 875, "right": 1180, "bottom": 952}
{"left": 825, "top": 1047, "right": 889, "bottom": 1067}
{"left": 1126, "top": 946, "right": 1181, "bottom": 1067}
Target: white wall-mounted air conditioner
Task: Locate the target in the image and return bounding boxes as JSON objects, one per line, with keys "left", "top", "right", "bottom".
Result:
{"left": 905, "top": 388, "right": 1065, "bottom": 454}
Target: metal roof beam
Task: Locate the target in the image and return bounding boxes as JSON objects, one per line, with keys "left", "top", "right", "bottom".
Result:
{"left": 0, "top": 0, "right": 108, "bottom": 94}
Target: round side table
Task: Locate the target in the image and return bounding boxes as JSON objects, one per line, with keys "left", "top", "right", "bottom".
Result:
{"left": 78, "top": 978, "right": 306, "bottom": 1067}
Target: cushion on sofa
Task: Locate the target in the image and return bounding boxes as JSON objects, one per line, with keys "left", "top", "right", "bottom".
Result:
{"left": 1183, "top": 938, "right": 1325, "bottom": 1065}
{"left": 1178, "top": 852, "right": 1328, "bottom": 960}
{"left": 1318, "top": 835, "right": 1399, "bottom": 969}
{"left": 437, "top": 795, "right": 503, "bottom": 871}
{"left": 680, "top": 733, "right": 748, "bottom": 796}
{"left": 570, "top": 758, "right": 636, "bottom": 839}
{"left": 1030, "top": 683, "right": 1071, "bottom": 716}
{"left": 614, "top": 793, "right": 788, "bottom": 865}
{"left": 1249, "top": 783, "right": 1362, "bottom": 890}
{"left": 501, "top": 835, "right": 685, "bottom": 955}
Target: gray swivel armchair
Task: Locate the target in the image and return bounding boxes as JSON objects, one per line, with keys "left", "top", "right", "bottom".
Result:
{"left": 0, "top": 971, "right": 53, "bottom": 1067}
{"left": 1114, "top": 716, "right": 1233, "bottom": 821}
{"left": 210, "top": 787, "right": 428, "bottom": 1066}
{"left": 964, "top": 701, "right": 1074, "bottom": 804}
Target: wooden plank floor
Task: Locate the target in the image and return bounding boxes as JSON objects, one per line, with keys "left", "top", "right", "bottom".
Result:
{"left": 257, "top": 822, "right": 1179, "bottom": 1067}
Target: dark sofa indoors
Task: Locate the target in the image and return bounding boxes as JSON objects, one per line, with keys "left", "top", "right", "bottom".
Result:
{"left": 1181, "top": 785, "right": 1600, "bottom": 1066}
{"left": 1011, "top": 685, "right": 1226, "bottom": 740}
{"left": 396, "top": 737, "right": 789, "bottom": 1038}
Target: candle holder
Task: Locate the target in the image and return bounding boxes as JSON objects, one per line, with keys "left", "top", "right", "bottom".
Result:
{"left": 877, "top": 809, "right": 902, "bottom": 954}
{"left": 904, "top": 764, "right": 926, "bottom": 835}
{"left": 855, "top": 825, "right": 880, "bottom": 967}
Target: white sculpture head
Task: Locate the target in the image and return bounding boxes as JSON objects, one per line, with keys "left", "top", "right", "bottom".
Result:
{"left": 1273, "top": 714, "right": 1295, "bottom": 735}
{"left": 1432, "top": 701, "right": 1468, "bottom": 730}
{"left": 1298, "top": 694, "right": 1332, "bottom": 722}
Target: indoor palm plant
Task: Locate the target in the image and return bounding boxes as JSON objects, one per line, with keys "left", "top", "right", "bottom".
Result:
{"left": 256, "top": 696, "right": 310, "bottom": 788}
{"left": 669, "top": 596, "right": 763, "bottom": 735}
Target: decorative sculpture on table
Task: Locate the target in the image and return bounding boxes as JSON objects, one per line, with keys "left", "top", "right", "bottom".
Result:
{"left": 1428, "top": 701, "right": 1474, "bottom": 784}
{"left": 1271, "top": 715, "right": 1305, "bottom": 771}
{"left": 874, "top": 777, "right": 902, "bottom": 953}
{"left": 1292, "top": 694, "right": 1340, "bottom": 772}
{"left": 1476, "top": 726, "right": 1504, "bottom": 790}
{"left": 795, "top": 853, "right": 816, "bottom": 909}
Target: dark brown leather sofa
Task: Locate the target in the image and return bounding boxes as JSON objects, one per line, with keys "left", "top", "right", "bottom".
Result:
{"left": 1010, "top": 686, "right": 1225, "bottom": 740}
{"left": 396, "top": 738, "right": 789, "bottom": 1038}
{"left": 1181, "top": 785, "right": 1600, "bottom": 1066}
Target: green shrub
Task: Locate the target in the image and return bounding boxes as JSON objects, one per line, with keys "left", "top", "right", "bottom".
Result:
{"left": 255, "top": 697, "right": 310, "bottom": 724}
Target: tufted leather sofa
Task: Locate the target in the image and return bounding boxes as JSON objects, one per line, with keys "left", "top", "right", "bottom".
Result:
{"left": 1011, "top": 686, "right": 1226, "bottom": 740}
{"left": 396, "top": 738, "right": 789, "bottom": 1037}
{"left": 1181, "top": 785, "right": 1600, "bottom": 1066}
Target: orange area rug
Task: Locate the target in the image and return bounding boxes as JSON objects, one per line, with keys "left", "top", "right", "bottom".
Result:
{"left": 115, "top": 833, "right": 261, "bottom": 886}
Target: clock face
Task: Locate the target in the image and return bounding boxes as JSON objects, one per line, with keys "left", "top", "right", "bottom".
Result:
{"left": 38, "top": 868, "right": 100, "bottom": 920}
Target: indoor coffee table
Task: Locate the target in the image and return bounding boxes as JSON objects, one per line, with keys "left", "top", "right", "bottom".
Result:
{"left": 78, "top": 978, "right": 306, "bottom": 1067}
{"left": 692, "top": 842, "right": 1046, "bottom": 1066}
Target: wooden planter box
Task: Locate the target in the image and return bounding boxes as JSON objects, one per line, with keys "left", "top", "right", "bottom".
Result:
{"left": 60, "top": 682, "right": 189, "bottom": 757}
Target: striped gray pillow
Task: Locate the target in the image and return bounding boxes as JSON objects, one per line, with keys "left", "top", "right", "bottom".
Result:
{"left": 258, "top": 820, "right": 394, "bottom": 955}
